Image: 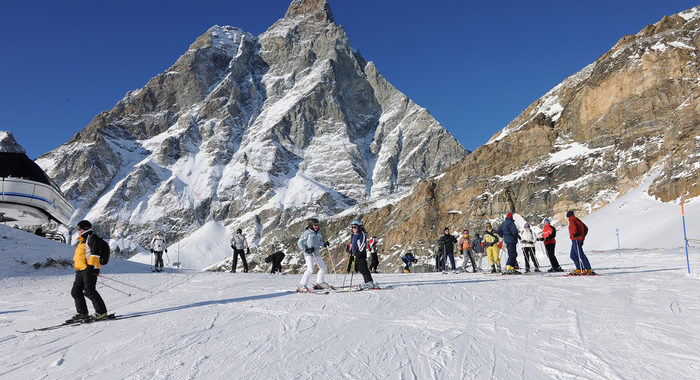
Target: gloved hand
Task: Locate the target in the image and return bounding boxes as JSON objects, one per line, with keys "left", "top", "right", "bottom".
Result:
{"left": 324, "top": 241, "right": 330, "bottom": 247}
{"left": 87, "top": 265, "right": 96, "bottom": 275}
{"left": 246, "top": 248, "right": 250, "bottom": 255}
{"left": 231, "top": 245, "right": 235, "bottom": 249}
{"left": 165, "top": 249, "right": 168, "bottom": 253}
{"left": 537, "top": 238, "right": 543, "bottom": 241}
{"left": 481, "top": 242, "right": 484, "bottom": 247}
{"left": 498, "top": 242, "right": 503, "bottom": 248}
{"left": 151, "top": 249, "right": 154, "bottom": 254}
{"left": 305, "top": 247, "right": 315, "bottom": 254}
{"left": 573, "top": 233, "right": 579, "bottom": 238}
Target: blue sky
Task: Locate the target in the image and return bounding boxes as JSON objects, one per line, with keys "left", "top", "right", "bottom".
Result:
{"left": 1, "top": 0, "right": 697, "bottom": 159}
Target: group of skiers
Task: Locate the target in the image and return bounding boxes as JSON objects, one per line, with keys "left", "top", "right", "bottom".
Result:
{"left": 67, "top": 211, "right": 594, "bottom": 319}
{"left": 422, "top": 210, "right": 593, "bottom": 275}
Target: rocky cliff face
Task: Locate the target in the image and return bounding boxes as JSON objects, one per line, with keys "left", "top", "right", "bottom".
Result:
{"left": 35, "top": 0, "right": 466, "bottom": 256}
{"left": 0, "top": 131, "right": 26, "bottom": 154}
{"left": 354, "top": 6, "right": 700, "bottom": 268}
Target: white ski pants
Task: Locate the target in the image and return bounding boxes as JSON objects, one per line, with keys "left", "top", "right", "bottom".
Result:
{"left": 300, "top": 254, "right": 327, "bottom": 286}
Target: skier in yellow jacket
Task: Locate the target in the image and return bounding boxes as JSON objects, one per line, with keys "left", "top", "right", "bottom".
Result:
{"left": 483, "top": 223, "right": 501, "bottom": 273}
{"left": 67, "top": 220, "right": 108, "bottom": 322}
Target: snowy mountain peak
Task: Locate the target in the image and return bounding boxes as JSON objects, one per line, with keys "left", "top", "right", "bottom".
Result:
{"left": 0, "top": 131, "right": 26, "bottom": 154}
{"left": 35, "top": 0, "right": 466, "bottom": 265}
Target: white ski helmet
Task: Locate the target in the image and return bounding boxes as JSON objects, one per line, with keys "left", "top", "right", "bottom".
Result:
{"left": 351, "top": 220, "right": 362, "bottom": 227}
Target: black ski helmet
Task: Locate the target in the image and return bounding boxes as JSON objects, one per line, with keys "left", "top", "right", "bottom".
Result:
{"left": 76, "top": 220, "right": 92, "bottom": 230}
{"left": 308, "top": 218, "right": 320, "bottom": 228}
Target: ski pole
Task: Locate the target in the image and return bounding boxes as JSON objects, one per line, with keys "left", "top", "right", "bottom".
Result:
{"left": 95, "top": 273, "right": 154, "bottom": 294}
{"left": 682, "top": 202, "right": 690, "bottom": 275}
{"left": 164, "top": 250, "right": 172, "bottom": 272}
{"left": 150, "top": 251, "right": 153, "bottom": 272}
{"left": 575, "top": 240, "right": 584, "bottom": 272}
{"left": 98, "top": 280, "right": 131, "bottom": 296}
{"left": 325, "top": 245, "right": 336, "bottom": 275}
{"left": 349, "top": 254, "right": 355, "bottom": 290}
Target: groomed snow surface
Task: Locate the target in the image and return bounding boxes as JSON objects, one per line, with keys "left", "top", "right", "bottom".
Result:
{"left": 1, "top": 224, "right": 700, "bottom": 379}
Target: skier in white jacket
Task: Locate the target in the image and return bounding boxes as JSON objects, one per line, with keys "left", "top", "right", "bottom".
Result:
{"left": 230, "top": 229, "right": 249, "bottom": 273}
{"left": 296, "top": 218, "right": 330, "bottom": 292}
{"left": 520, "top": 223, "right": 540, "bottom": 272}
{"left": 151, "top": 232, "right": 167, "bottom": 272}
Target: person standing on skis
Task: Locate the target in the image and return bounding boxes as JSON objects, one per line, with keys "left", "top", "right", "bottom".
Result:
{"left": 368, "top": 236, "right": 379, "bottom": 273}
{"left": 483, "top": 223, "right": 501, "bottom": 273}
{"left": 297, "top": 218, "right": 331, "bottom": 292}
{"left": 437, "top": 227, "right": 458, "bottom": 272}
{"left": 459, "top": 230, "right": 478, "bottom": 272}
{"left": 472, "top": 233, "right": 484, "bottom": 270}
{"left": 67, "top": 220, "right": 108, "bottom": 322}
{"left": 520, "top": 223, "right": 540, "bottom": 272}
{"left": 567, "top": 211, "right": 595, "bottom": 275}
{"left": 538, "top": 218, "right": 563, "bottom": 272}
{"left": 349, "top": 220, "right": 377, "bottom": 289}
{"left": 497, "top": 213, "right": 521, "bottom": 274}
{"left": 150, "top": 231, "right": 167, "bottom": 272}
{"left": 230, "top": 228, "right": 249, "bottom": 273}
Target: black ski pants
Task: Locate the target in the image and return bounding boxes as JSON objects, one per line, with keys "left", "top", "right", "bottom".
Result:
{"left": 522, "top": 247, "right": 540, "bottom": 270}
{"left": 232, "top": 248, "right": 248, "bottom": 272}
{"left": 369, "top": 252, "right": 379, "bottom": 272}
{"left": 545, "top": 243, "right": 560, "bottom": 269}
{"left": 154, "top": 251, "right": 164, "bottom": 269}
{"left": 71, "top": 268, "right": 107, "bottom": 315}
{"left": 352, "top": 253, "right": 374, "bottom": 284}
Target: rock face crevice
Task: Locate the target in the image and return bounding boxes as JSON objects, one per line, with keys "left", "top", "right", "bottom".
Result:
{"left": 36, "top": 0, "right": 466, "bottom": 256}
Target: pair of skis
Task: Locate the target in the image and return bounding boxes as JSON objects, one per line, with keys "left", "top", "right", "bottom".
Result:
{"left": 18, "top": 313, "right": 117, "bottom": 333}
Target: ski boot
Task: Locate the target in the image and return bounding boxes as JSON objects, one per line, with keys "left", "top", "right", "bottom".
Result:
{"left": 313, "top": 282, "right": 332, "bottom": 290}
{"left": 504, "top": 265, "right": 521, "bottom": 275}
{"left": 297, "top": 285, "right": 309, "bottom": 293}
{"left": 534, "top": 268, "right": 541, "bottom": 273}
{"left": 581, "top": 269, "right": 597, "bottom": 276}
{"left": 66, "top": 313, "right": 90, "bottom": 323}
{"left": 359, "top": 281, "right": 378, "bottom": 290}
{"left": 568, "top": 269, "right": 582, "bottom": 276}
{"left": 92, "top": 312, "right": 109, "bottom": 321}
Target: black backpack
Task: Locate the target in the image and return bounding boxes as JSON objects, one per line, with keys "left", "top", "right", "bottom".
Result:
{"left": 89, "top": 234, "right": 111, "bottom": 265}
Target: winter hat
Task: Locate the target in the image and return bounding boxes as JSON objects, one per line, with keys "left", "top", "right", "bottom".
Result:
{"left": 506, "top": 213, "right": 513, "bottom": 219}
{"left": 463, "top": 229, "right": 469, "bottom": 234}
{"left": 308, "top": 218, "right": 320, "bottom": 228}
{"left": 76, "top": 220, "right": 92, "bottom": 230}
{"left": 566, "top": 210, "right": 574, "bottom": 218}
{"left": 486, "top": 222, "right": 492, "bottom": 228}
{"left": 544, "top": 218, "right": 550, "bottom": 224}
{"left": 444, "top": 227, "right": 449, "bottom": 232}
{"left": 236, "top": 228, "right": 242, "bottom": 234}
{"left": 351, "top": 220, "right": 363, "bottom": 227}
{"left": 524, "top": 223, "right": 530, "bottom": 228}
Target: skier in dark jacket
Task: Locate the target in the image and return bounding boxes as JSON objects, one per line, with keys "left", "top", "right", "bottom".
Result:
{"left": 497, "top": 213, "right": 521, "bottom": 274}
{"left": 538, "top": 218, "right": 563, "bottom": 272}
{"left": 264, "top": 251, "right": 285, "bottom": 274}
{"left": 567, "top": 211, "right": 594, "bottom": 275}
{"left": 67, "top": 220, "right": 108, "bottom": 322}
{"left": 350, "top": 220, "right": 377, "bottom": 289}
{"left": 368, "top": 236, "right": 379, "bottom": 273}
{"left": 471, "top": 233, "right": 484, "bottom": 270}
{"left": 401, "top": 251, "right": 417, "bottom": 273}
{"left": 438, "top": 228, "right": 458, "bottom": 272}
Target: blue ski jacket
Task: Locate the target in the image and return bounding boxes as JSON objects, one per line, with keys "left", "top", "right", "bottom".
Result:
{"left": 497, "top": 217, "right": 520, "bottom": 244}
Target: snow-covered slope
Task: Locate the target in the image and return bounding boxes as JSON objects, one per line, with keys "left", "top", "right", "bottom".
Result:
{"left": 1, "top": 249, "right": 699, "bottom": 378}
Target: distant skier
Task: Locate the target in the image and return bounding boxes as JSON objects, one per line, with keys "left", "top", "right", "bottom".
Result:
{"left": 438, "top": 228, "right": 458, "bottom": 272}
{"left": 401, "top": 251, "right": 417, "bottom": 273}
{"left": 538, "top": 218, "right": 563, "bottom": 272}
{"left": 459, "top": 229, "right": 478, "bottom": 272}
{"left": 264, "top": 251, "right": 285, "bottom": 274}
{"left": 520, "top": 223, "right": 540, "bottom": 272}
{"left": 230, "top": 228, "right": 249, "bottom": 273}
{"left": 483, "top": 223, "right": 501, "bottom": 273}
{"left": 150, "top": 231, "right": 167, "bottom": 272}
{"left": 472, "top": 233, "right": 484, "bottom": 270}
{"left": 567, "top": 211, "right": 594, "bottom": 275}
{"left": 349, "top": 220, "right": 377, "bottom": 289}
{"left": 497, "top": 213, "right": 521, "bottom": 274}
{"left": 368, "top": 236, "right": 379, "bottom": 273}
{"left": 297, "top": 218, "right": 331, "bottom": 292}
{"left": 67, "top": 220, "right": 108, "bottom": 322}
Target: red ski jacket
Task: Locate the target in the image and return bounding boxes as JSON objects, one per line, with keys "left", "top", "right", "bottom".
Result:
{"left": 542, "top": 224, "right": 556, "bottom": 245}
{"left": 568, "top": 216, "right": 588, "bottom": 241}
